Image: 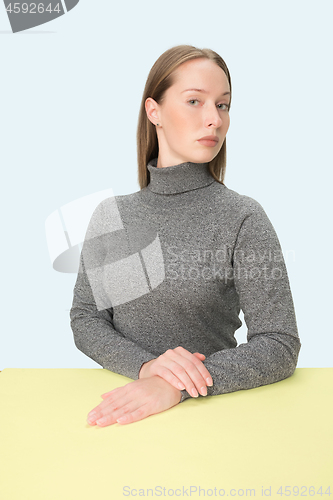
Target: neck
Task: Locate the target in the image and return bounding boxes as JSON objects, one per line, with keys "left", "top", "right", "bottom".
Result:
{"left": 146, "top": 157, "right": 215, "bottom": 195}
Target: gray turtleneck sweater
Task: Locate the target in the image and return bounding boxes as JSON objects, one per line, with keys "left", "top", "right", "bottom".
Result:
{"left": 70, "top": 158, "right": 301, "bottom": 402}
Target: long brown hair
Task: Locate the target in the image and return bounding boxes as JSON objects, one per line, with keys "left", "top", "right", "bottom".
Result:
{"left": 137, "top": 44, "right": 232, "bottom": 189}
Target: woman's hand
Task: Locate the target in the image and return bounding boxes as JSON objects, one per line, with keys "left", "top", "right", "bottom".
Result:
{"left": 87, "top": 376, "right": 182, "bottom": 427}
{"left": 138, "top": 346, "right": 213, "bottom": 397}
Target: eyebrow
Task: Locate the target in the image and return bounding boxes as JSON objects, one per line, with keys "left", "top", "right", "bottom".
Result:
{"left": 181, "top": 88, "right": 231, "bottom": 96}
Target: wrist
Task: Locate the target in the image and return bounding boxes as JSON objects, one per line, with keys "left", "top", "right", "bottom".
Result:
{"left": 164, "top": 379, "right": 182, "bottom": 404}
{"left": 139, "top": 362, "right": 146, "bottom": 379}
{"left": 139, "top": 359, "right": 153, "bottom": 379}
{"left": 174, "top": 386, "right": 182, "bottom": 404}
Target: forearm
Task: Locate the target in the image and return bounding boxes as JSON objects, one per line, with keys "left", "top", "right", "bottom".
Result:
{"left": 71, "top": 311, "right": 157, "bottom": 380}
{"left": 180, "top": 332, "right": 301, "bottom": 401}
{"left": 70, "top": 252, "right": 157, "bottom": 381}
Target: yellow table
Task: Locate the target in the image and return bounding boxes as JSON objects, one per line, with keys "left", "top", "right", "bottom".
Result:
{"left": 0, "top": 368, "right": 332, "bottom": 500}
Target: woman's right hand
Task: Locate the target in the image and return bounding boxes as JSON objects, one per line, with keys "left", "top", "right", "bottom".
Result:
{"left": 138, "top": 346, "right": 213, "bottom": 397}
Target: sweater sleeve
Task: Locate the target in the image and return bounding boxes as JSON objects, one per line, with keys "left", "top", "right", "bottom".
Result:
{"left": 180, "top": 198, "right": 301, "bottom": 403}
{"left": 69, "top": 200, "right": 157, "bottom": 381}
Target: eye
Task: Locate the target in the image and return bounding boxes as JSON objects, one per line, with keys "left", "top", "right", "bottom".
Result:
{"left": 217, "top": 103, "right": 230, "bottom": 110}
{"left": 188, "top": 99, "right": 230, "bottom": 110}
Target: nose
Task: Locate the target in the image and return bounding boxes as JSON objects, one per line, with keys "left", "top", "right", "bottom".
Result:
{"left": 204, "top": 103, "right": 223, "bottom": 128}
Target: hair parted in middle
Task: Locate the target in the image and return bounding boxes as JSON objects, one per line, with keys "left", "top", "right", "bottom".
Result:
{"left": 136, "top": 44, "right": 232, "bottom": 190}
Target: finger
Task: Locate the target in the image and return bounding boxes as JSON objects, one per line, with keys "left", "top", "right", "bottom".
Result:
{"left": 95, "top": 408, "right": 126, "bottom": 427}
{"left": 193, "top": 352, "right": 206, "bottom": 360}
{"left": 156, "top": 354, "right": 202, "bottom": 397}
{"left": 88, "top": 393, "right": 134, "bottom": 426}
{"left": 173, "top": 347, "right": 213, "bottom": 386}
{"left": 150, "top": 366, "right": 187, "bottom": 392}
{"left": 101, "top": 392, "right": 113, "bottom": 399}
{"left": 147, "top": 355, "right": 202, "bottom": 393}
{"left": 143, "top": 352, "right": 205, "bottom": 393}
{"left": 87, "top": 389, "right": 128, "bottom": 424}
{"left": 96, "top": 399, "right": 142, "bottom": 427}
{"left": 87, "top": 410, "right": 101, "bottom": 425}
{"left": 170, "top": 356, "right": 207, "bottom": 397}
{"left": 117, "top": 404, "right": 150, "bottom": 425}
{"left": 91, "top": 390, "right": 127, "bottom": 413}
{"left": 170, "top": 363, "right": 203, "bottom": 397}
{"left": 164, "top": 350, "right": 213, "bottom": 396}
{"left": 101, "top": 387, "right": 121, "bottom": 399}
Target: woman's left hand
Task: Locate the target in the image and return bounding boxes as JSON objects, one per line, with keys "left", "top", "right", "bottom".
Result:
{"left": 87, "top": 376, "right": 182, "bottom": 427}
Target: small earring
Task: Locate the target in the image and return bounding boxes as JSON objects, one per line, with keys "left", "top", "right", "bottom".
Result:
{"left": 156, "top": 123, "right": 159, "bottom": 126}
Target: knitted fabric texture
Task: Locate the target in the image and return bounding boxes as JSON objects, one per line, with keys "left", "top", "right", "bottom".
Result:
{"left": 70, "top": 157, "right": 301, "bottom": 403}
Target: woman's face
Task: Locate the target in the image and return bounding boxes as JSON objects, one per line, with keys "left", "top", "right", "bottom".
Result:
{"left": 146, "top": 58, "right": 231, "bottom": 168}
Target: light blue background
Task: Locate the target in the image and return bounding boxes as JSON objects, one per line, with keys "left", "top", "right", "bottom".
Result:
{"left": 1, "top": 0, "right": 332, "bottom": 370}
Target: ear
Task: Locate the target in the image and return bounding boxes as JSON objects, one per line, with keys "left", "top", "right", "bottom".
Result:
{"left": 145, "top": 97, "right": 160, "bottom": 126}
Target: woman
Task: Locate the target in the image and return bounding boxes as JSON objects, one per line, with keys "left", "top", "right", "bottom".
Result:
{"left": 70, "top": 44, "right": 301, "bottom": 427}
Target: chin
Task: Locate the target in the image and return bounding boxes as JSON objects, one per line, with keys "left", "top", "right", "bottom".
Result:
{"left": 191, "top": 151, "right": 218, "bottom": 164}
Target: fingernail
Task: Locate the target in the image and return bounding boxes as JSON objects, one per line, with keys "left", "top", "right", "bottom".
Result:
{"left": 96, "top": 418, "right": 106, "bottom": 425}
{"left": 206, "top": 378, "right": 213, "bottom": 386}
{"left": 200, "top": 386, "right": 207, "bottom": 396}
{"left": 191, "top": 388, "right": 199, "bottom": 397}
{"left": 178, "top": 383, "right": 185, "bottom": 390}
{"left": 88, "top": 411, "right": 97, "bottom": 419}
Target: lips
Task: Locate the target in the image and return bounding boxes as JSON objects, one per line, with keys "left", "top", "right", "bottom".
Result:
{"left": 198, "top": 136, "right": 219, "bottom": 142}
{"left": 197, "top": 136, "right": 219, "bottom": 147}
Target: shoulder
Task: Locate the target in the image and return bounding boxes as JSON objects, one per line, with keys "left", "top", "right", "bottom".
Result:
{"left": 92, "top": 190, "right": 141, "bottom": 215}
{"left": 211, "top": 182, "right": 269, "bottom": 220}
{"left": 85, "top": 191, "right": 139, "bottom": 234}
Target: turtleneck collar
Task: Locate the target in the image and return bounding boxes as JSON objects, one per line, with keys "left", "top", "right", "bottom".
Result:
{"left": 146, "top": 157, "right": 215, "bottom": 195}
